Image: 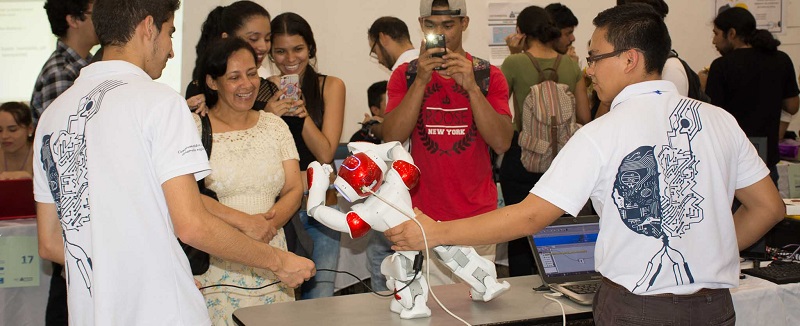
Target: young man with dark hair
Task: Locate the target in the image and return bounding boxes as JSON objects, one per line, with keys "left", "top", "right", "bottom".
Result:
{"left": 706, "top": 7, "right": 800, "bottom": 183}
{"left": 544, "top": 3, "right": 578, "bottom": 60}
{"left": 387, "top": 4, "right": 784, "bottom": 324}
{"left": 33, "top": 0, "right": 314, "bottom": 324}
{"left": 350, "top": 81, "right": 387, "bottom": 144}
{"left": 506, "top": 3, "right": 579, "bottom": 62}
{"left": 383, "top": 0, "right": 513, "bottom": 285}
{"left": 31, "top": 0, "right": 99, "bottom": 123}
{"left": 368, "top": 16, "right": 417, "bottom": 72}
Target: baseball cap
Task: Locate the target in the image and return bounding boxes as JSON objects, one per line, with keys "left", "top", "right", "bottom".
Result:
{"left": 420, "top": 0, "right": 467, "bottom": 17}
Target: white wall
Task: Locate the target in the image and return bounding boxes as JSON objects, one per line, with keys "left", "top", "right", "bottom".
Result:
{"left": 181, "top": 0, "right": 800, "bottom": 142}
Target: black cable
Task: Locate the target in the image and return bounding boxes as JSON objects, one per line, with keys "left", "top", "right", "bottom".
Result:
{"left": 198, "top": 252, "right": 425, "bottom": 296}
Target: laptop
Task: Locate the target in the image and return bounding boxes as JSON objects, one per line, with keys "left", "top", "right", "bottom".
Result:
{"left": 528, "top": 215, "right": 602, "bottom": 305}
{"left": 0, "top": 179, "right": 36, "bottom": 220}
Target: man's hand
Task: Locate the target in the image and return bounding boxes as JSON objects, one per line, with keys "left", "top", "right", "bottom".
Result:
{"left": 505, "top": 33, "right": 525, "bottom": 54}
{"left": 272, "top": 250, "right": 316, "bottom": 288}
{"left": 239, "top": 213, "right": 278, "bottom": 243}
{"left": 440, "top": 52, "right": 478, "bottom": 92}
{"left": 416, "top": 40, "right": 446, "bottom": 86}
{"left": 384, "top": 208, "right": 440, "bottom": 251}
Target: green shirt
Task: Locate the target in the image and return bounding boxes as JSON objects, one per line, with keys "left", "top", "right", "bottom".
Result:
{"left": 501, "top": 53, "right": 582, "bottom": 131}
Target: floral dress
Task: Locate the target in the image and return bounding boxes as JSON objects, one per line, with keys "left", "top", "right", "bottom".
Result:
{"left": 193, "top": 111, "right": 299, "bottom": 325}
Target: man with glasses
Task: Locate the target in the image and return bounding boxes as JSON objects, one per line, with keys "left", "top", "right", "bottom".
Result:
{"left": 364, "top": 17, "right": 419, "bottom": 291}
{"left": 387, "top": 4, "right": 783, "bottom": 324}
{"left": 382, "top": 0, "right": 513, "bottom": 286}
{"left": 32, "top": 0, "right": 99, "bottom": 125}
{"left": 368, "top": 17, "right": 417, "bottom": 72}
{"left": 31, "top": 1, "right": 99, "bottom": 325}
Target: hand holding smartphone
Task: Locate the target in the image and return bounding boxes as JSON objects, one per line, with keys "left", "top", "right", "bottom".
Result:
{"left": 280, "top": 74, "right": 300, "bottom": 111}
{"left": 425, "top": 34, "right": 446, "bottom": 70}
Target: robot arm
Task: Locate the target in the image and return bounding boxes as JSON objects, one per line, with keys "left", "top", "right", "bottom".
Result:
{"left": 306, "top": 162, "right": 373, "bottom": 239}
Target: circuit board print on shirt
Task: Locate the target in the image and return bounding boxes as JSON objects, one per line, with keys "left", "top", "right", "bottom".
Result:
{"left": 39, "top": 80, "right": 126, "bottom": 297}
{"left": 416, "top": 83, "right": 478, "bottom": 155}
{"left": 612, "top": 98, "right": 704, "bottom": 292}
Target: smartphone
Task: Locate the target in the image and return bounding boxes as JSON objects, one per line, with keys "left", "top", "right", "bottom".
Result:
{"left": 425, "top": 34, "right": 446, "bottom": 58}
{"left": 280, "top": 74, "right": 300, "bottom": 111}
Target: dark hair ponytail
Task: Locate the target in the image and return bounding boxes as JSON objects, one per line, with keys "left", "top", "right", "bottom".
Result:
{"left": 749, "top": 29, "right": 780, "bottom": 52}
{"left": 271, "top": 12, "right": 324, "bottom": 129}
{"left": 193, "top": 1, "right": 270, "bottom": 81}
{"left": 714, "top": 7, "right": 779, "bottom": 52}
{"left": 517, "top": 6, "right": 561, "bottom": 44}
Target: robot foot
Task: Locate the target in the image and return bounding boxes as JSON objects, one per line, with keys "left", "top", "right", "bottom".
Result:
{"left": 470, "top": 279, "right": 511, "bottom": 302}
{"left": 398, "top": 296, "right": 431, "bottom": 319}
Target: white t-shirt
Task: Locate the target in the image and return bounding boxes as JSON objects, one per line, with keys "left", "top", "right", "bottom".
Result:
{"left": 662, "top": 57, "right": 689, "bottom": 97}
{"left": 33, "top": 61, "right": 212, "bottom": 325}
{"left": 531, "top": 80, "right": 768, "bottom": 295}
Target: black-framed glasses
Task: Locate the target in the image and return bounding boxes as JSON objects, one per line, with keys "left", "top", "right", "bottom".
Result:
{"left": 369, "top": 41, "right": 379, "bottom": 60}
{"left": 586, "top": 49, "right": 630, "bottom": 67}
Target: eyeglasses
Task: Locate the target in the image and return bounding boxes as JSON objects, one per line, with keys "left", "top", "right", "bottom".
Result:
{"left": 369, "top": 41, "right": 379, "bottom": 60}
{"left": 585, "top": 49, "right": 630, "bottom": 68}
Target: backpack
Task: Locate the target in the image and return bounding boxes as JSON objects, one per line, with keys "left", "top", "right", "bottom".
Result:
{"left": 519, "top": 53, "right": 578, "bottom": 173}
{"left": 668, "top": 50, "right": 711, "bottom": 103}
{"left": 405, "top": 55, "right": 492, "bottom": 96}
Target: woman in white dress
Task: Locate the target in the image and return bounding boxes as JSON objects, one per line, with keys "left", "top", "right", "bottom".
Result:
{"left": 193, "top": 37, "right": 303, "bottom": 325}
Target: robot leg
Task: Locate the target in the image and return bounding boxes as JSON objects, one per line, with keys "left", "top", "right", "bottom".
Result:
{"left": 380, "top": 251, "right": 431, "bottom": 319}
{"left": 433, "top": 245, "right": 510, "bottom": 302}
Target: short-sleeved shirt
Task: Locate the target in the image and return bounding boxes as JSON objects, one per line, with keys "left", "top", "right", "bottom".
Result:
{"left": 33, "top": 60, "right": 212, "bottom": 325}
{"left": 531, "top": 80, "right": 768, "bottom": 295}
{"left": 30, "top": 40, "right": 93, "bottom": 123}
{"left": 706, "top": 48, "right": 800, "bottom": 166}
{"left": 501, "top": 53, "right": 582, "bottom": 131}
{"left": 386, "top": 53, "right": 511, "bottom": 221}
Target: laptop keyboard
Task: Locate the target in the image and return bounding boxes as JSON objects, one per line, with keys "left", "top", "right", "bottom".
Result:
{"left": 563, "top": 282, "right": 600, "bottom": 294}
{"left": 741, "top": 261, "right": 800, "bottom": 284}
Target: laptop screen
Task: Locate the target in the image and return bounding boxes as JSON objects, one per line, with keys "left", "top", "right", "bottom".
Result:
{"left": 531, "top": 222, "right": 599, "bottom": 278}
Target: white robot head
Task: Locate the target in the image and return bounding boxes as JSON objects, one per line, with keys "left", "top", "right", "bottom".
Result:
{"left": 334, "top": 151, "right": 387, "bottom": 202}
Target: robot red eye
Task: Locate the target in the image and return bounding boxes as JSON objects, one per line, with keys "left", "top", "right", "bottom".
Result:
{"left": 339, "top": 152, "right": 384, "bottom": 196}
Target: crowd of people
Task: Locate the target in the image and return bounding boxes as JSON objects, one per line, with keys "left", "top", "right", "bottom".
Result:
{"left": 0, "top": 0, "right": 796, "bottom": 325}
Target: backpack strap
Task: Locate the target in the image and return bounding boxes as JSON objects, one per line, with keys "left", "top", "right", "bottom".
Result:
{"left": 405, "top": 57, "right": 491, "bottom": 96}
{"left": 472, "top": 56, "right": 491, "bottom": 97}
{"left": 200, "top": 114, "right": 213, "bottom": 158}
{"left": 525, "top": 52, "right": 561, "bottom": 83}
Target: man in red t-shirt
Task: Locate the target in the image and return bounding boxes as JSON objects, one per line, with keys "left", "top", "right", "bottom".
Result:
{"left": 382, "top": 0, "right": 513, "bottom": 285}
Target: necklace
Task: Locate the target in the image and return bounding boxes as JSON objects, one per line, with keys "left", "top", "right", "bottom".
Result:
{"left": 3, "top": 144, "right": 31, "bottom": 172}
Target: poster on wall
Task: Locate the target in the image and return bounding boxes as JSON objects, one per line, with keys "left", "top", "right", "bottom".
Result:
{"left": 487, "top": 1, "right": 528, "bottom": 66}
{"left": 714, "top": 0, "right": 785, "bottom": 33}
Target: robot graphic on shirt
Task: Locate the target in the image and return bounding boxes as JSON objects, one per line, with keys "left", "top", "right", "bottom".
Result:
{"left": 306, "top": 141, "right": 510, "bottom": 319}
{"left": 40, "top": 80, "right": 126, "bottom": 297}
{"left": 612, "top": 98, "right": 704, "bottom": 292}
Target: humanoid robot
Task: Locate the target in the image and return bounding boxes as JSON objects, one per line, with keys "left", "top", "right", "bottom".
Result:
{"left": 306, "top": 141, "right": 510, "bottom": 319}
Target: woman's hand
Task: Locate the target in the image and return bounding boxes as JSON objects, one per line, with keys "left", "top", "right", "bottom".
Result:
{"left": 265, "top": 88, "right": 307, "bottom": 118}
{"left": 187, "top": 94, "right": 209, "bottom": 117}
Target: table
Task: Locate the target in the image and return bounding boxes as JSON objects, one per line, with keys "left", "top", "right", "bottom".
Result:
{"left": 0, "top": 219, "right": 52, "bottom": 326}
{"left": 235, "top": 275, "right": 593, "bottom": 326}
{"left": 236, "top": 270, "right": 800, "bottom": 326}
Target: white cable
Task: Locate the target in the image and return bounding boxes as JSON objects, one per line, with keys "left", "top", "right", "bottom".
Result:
{"left": 543, "top": 292, "right": 566, "bottom": 326}
{"left": 364, "top": 187, "right": 472, "bottom": 326}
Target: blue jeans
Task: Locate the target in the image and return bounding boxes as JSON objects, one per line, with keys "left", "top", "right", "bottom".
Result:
{"left": 299, "top": 208, "right": 341, "bottom": 299}
{"left": 366, "top": 229, "right": 393, "bottom": 291}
